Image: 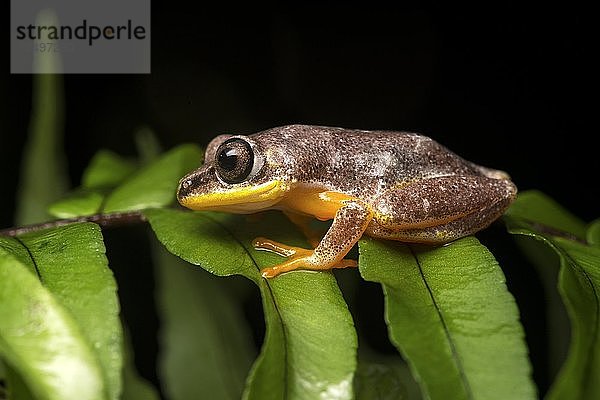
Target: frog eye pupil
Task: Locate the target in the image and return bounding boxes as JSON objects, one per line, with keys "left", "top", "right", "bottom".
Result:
{"left": 218, "top": 148, "right": 240, "bottom": 172}
{"left": 215, "top": 138, "right": 254, "bottom": 184}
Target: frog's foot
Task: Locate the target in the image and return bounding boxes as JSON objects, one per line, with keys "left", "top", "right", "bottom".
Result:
{"left": 252, "top": 237, "right": 357, "bottom": 278}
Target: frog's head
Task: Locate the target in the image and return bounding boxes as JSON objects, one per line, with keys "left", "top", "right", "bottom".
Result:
{"left": 177, "top": 134, "right": 287, "bottom": 213}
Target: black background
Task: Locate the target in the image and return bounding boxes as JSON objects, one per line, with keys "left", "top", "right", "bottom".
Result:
{"left": 3, "top": 5, "right": 595, "bottom": 224}
{"left": 1, "top": 3, "right": 595, "bottom": 396}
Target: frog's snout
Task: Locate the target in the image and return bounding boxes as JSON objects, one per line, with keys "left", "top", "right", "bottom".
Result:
{"left": 176, "top": 176, "right": 193, "bottom": 203}
{"left": 176, "top": 166, "right": 217, "bottom": 206}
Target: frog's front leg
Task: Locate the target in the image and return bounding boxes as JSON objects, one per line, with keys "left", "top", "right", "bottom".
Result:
{"left": 282, "top": 211, "right": 321, "bottom": 248}
{"left": 254, "top": 201, "right": 373, "bottom": 278}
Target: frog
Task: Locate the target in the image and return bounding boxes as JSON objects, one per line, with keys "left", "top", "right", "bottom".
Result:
{"left": 177, "top": 124, "right": 517, "bottom": 278}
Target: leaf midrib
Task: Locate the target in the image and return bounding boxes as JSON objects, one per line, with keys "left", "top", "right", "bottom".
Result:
{"left": 12, "top": 236, "right": 43, "bottom": 283}
{"left": 202, "top": 213, "right": 290, "bottom": 400}
{"left": 409, "top": 245, "right": 474, "bottom": 400}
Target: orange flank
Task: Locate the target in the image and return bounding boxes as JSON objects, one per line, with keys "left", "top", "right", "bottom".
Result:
{"left": 278, "top": 187, "right": 356, "bottom": 221}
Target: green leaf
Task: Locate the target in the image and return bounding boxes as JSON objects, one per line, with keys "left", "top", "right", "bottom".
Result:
{"left": 48, "top": 149, "right": 137, "bottom": 219}
{"left": 359, "top": 236, "right": 536, "bottom": 400}
{"left": 15, "top": 38, "right": 68, "bottom": 224}
{"left": 145, "top": 208, "right": 256, "bottom": 279}
{"left": 587, "top": 219, "right": 600, "bottom": 247}
{"left": 248, "top": 272, "right": 356, "bottom": 400}
{"left": 121, "top": 360, "right": 159, "bottom": 400}
{"left": 103, "top": 144, "right": 201, "bottom": 213}
{"left": 154, "top": 244, "right": 255, "bottom": 400}
{"left": 0, "top": 223, "right": 122, "bottom": 400}
{"left": 505, "top": 190, "right": 600, "bottom": 400}
{"left": 47, "top": 190, "right": 105, "bottom": 219}
{"left": 354, "top": 359, "right": 419, "bottom": 400}
{"left": 82, "top": 150, "right": 137, "bottom": 190}
{"left": 48, "top": 144, "right": 202, "bottom": 218}
{"left": 0, "top": 246, "right": 105, "bottom": 400}
{"left": 47, "top": 150, "right": 136, "bottom": 219}
{"left": 4, "top": 363, "right": 37, "bottom": 399}
{"left": 505, "top": 190, "right": 587, "bottom": 239}
{"left": 145, "top": 209, "right": 357, "bottom": 400}
{"left": 511, "top": 235, "right": 569, "bottom": 378}
{"left": 121, "top": 329, "right": 160, "bottom": 400}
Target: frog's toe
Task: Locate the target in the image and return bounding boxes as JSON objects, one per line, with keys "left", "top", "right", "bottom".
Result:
{"left": 252, "top": 237, "right": 311, "bottom": 258}
{"left": 259, "top": 255, "right": 357, "bottom": 278}
{"left": 260, "top": 256, "right": 310, "bottom": 278}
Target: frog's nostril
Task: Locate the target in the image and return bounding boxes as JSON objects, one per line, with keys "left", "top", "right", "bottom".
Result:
{"left": 177, "top": 178, "right": 195, "bottom": 200}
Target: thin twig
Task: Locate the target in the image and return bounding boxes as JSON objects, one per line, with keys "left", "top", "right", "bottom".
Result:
{"left": 0, "top": 211, "right": 146, "bottom": 237}
{"left": 1, "top": 211, "right": 590, "bottom": 247}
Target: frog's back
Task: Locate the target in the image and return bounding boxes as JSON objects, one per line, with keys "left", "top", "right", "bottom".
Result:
{"left": 252, "top": 125, "right": 490, "bottom": 200}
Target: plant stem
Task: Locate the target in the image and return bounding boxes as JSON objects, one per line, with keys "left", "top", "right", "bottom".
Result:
{"left": 0, "top": 211, "right": 146, "bottom": 237}
{"left": 0, "top": 212, "right": 589, "bottom": 245}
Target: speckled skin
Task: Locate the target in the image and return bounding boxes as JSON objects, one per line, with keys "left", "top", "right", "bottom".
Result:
{"left": 178, "top": 124, "right": 517, "bottom": 277}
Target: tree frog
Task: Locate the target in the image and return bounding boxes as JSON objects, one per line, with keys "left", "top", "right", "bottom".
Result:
{"left": 177, "top": 125, "right": 517, "bottom": 278}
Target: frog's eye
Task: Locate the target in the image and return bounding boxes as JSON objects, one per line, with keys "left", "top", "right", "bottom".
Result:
{"left": 215, "top": 138, "right": 255, "bottom": 184}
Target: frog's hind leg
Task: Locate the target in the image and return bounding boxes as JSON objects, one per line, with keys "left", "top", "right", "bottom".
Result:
{"left": 368, "top": 175, "right": 516, "bottom": 243}
{"left": 255, "top": 200, "right": 372, "bottom": 278}
{"left": 253, "top": 237, "right": 357, "bottom": 272}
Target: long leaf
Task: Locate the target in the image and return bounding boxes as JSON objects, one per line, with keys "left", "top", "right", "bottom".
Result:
{"left": 48, "top": 150, "right": 137, "bottom": 218}
{"left": 0, "top": 246, "right": 105, "bottom": 400}
{"left": 145, "top": 209, "right": 357, "bottom": 400}
{"left": 588, "top": 219, "right": 600, "bottom": 247}
{"left": 82, "top": 150, "right": 138, "bottom": 190}
{"left": 103, "top": 144, "right": 201, "bottom": 213}
{"left": 354, "top": 358, "right": 420, "bottom": 400}
{"left": 506, "top": 190, "right": 587, "bottom": 239}
{"left": 0, "top": 223, "right": 122, "bottom": 400}
{"left": 512, "top": 234, "right": 569, "bottom": 379}
{"left": 15, "top": 15, "right": 68, "bottom": 225}
{"left": 359, "top": 236, "right": 536, "bottom": 400}
{"left": 505, "top": 190, "right": 600, "bottom": 400}
{"left": 48, "top": 145, "right": 201, "bottom": 218}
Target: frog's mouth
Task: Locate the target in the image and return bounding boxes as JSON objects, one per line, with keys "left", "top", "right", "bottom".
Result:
{"left": 178, "top": 179, "right": 286, "bottom": 213}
